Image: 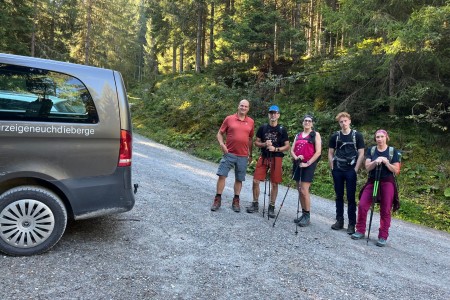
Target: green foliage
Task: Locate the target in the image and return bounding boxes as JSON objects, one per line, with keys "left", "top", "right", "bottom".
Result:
{"left": 131, "top": 71, "right": 450, "bottom": 233}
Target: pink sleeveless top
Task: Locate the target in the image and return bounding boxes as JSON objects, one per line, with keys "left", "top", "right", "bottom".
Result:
{"left": 293, "top": 132, "right": 315, "bottom": 162}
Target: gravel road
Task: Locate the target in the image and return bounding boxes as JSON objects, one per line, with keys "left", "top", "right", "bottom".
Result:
{"left": 1, "top": 133, "right": 449, "bottom": 300}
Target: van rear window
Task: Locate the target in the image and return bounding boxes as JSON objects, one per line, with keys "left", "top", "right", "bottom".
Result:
{"left": 0, "top": 64, "right": 99, "bottom": 123}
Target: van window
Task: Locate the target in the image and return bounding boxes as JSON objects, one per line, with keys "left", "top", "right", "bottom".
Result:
{"left": 0, "top": 64, "right": 99, "bottom": 123}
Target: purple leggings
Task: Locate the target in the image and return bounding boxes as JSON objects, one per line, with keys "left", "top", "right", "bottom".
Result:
{"left": 356, "top": 181, "right": 395, "bottom": 240}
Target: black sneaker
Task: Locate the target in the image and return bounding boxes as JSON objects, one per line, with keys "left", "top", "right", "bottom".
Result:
{"left": 268, "top": 204, "right": 276, "bottom": 218}
{"left": 246, "top": 201, "right": 259, "bottom": 213}
{"left": 347, "top": 224, "right": 355, "bottom": 235}
{"left": 331, "top": 219, "right": 344, "bottom": 230}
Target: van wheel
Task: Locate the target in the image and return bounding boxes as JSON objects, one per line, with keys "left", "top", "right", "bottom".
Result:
{"left": 0, "top": 186, "right": 67, "bottom": 256}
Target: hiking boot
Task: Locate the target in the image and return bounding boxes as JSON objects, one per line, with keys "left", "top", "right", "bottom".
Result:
{"left": 293, "top": 214, "right": 304, "bottom": 224}
{"left": 211, "top": 196, "right": 221, "bottom": 211}
{"left": 347, "top": 224, "right": 355, "bottom": 235}
{"left": 298, "top": 213, "right": 310, "bottom": 227}
{"left": 376, "top": 238, "right": 387, "bottom": 247}
{"left": 246, "top": 201, "right": 259, "bottom": 213}
{"left": 268, "top": 204, "right": 276, "bottom": 218}
{"left": 351, "top": 232, "right": 365, "bottom": 240}
{"left": 331, "top": 219, "right": 344, "bottom": 230}
{"left": 232, "top": 197, "right": 240, "bottom": 212}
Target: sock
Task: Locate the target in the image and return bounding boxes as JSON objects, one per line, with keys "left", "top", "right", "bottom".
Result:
{"left": 216, "top": 194, "right": 221, "bottom": 198}
{"left": 234, "top": 195, "right": 239, "bottom": 199}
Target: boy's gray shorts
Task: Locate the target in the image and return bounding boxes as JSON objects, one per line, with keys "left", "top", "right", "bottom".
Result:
{"left": 217, "top": 153, "right": 248, "bottom": 182}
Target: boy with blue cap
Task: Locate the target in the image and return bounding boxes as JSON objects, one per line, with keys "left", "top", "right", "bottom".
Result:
{"left": 247, "top": 105, "right": 290, "bottom": 218}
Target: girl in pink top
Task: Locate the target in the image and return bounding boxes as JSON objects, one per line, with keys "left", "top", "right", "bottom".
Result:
{"left": 290, "top": 115, "right": 322, "bottom": 226}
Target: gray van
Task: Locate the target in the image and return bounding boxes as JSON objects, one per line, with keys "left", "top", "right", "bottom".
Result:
{"left": 0, "top": 53, "right": 135, "bottom": 256}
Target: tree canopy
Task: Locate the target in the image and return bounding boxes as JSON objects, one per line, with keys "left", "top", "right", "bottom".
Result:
{"left": 1, "top": 0, "right": 449, "bottom": 128}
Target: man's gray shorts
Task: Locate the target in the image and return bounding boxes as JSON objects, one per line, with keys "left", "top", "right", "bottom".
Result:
{"left": 217, "top": 153, "right": 248, "bottom": 182}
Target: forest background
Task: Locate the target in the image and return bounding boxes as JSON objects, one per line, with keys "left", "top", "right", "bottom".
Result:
{"left": 1, "top": 0, "right": 449, "bottom": 232}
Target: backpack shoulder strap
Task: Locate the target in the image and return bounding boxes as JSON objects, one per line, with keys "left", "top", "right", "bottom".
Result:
{"left": 371, "top": 146, "right": 376, "bottom": 157}
{"left": 309, "top": 130, "right": 316, "bottom": 150}
{"left": 352, "top": 130, "right": 357, "bottom": 151}
{"left": 388, "top": 146, "right": 394, "bottom": 162}
{"left": 335, "top": 131, "right": 340, "bottom": 149}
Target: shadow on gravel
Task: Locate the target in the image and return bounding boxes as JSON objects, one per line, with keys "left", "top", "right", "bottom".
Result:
{"left": 62, "top": 216, "right": 141, "bottom": 244}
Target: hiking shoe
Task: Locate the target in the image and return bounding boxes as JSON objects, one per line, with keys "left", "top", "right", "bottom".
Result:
{"left": 331, "top": 219, "right": 344, "bottom": 230}
{"left": 347, "top": 224, "right": 355, "bottom": 235}
{"left": 298, "top": 213, "right": 310, "bottom": 227}
{"left": 211, "top": 196, "right": 221, "bottom": 211}
{"left": 268, "top": 204, "right": 276, "bottom": 218}
{"left": 351, "top": 232, "right": 365, "bottom": 240}
{"left": 294, "top": 214, "right": 304, "bottom": 224}
{"left": 246, "top": 201, "right": 259, "bottom": 213}
{"left": 232, "top": 197, "right": 240, "bottom": 212}
{"left": 376, "top": 238, "right": 387, "bottom": 247}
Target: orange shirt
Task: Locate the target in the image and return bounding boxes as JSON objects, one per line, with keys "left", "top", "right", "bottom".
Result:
{"left": 219, "top": 114, "right": 254, "bottom": 157}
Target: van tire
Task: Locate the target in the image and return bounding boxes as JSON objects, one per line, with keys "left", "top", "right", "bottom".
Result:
{"left": 0, "top": 186, "right": 67, "bottom": 256}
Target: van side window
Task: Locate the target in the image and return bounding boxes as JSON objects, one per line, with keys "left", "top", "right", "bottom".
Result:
{"left": 0, "top": 64, "right": 99, "bottom": 123}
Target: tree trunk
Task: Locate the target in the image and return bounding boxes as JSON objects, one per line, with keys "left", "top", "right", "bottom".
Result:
{"left": 327, "top": 0, "right": 337, "bottom": 56}
{"left": 137, "top": 0, "right": 147, "bottom": 81}
{"left": 31, "top": 0, "right": 37, "bottom": 57}
{"left": 202, "top": 10, "right": 206, "bottom": 67}
{"left": 315, "top": 6, "right": 321, "bottom": 56}
{"left": 85, "top": 0, "right": 92, "bottom": 65}
{"left": 179, "top": 44, "right": 184, "bottom": 73}
{"left": 208, "top": 2, "right": 214, "bottom": 66}
{"left": 307, "top": 0, "right": 313, "bottom": 57}
{"left": 172, "top": 43, "right": 177, "bottom": 73}
{"left": 389, "top": 57, "right": 396, "bottom": 114}
{"left": 195, "top": 1, "right": 203, "bottom": 73}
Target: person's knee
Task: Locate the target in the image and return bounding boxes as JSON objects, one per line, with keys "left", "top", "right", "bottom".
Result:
{"left": 300, "top": 187, "right": 308, "bottom": 197}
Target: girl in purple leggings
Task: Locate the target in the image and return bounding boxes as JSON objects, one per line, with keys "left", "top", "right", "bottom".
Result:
{"left": 351, "top": 129, "right": 401, "bottom": 247}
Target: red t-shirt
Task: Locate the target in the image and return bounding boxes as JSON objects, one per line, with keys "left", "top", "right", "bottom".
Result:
{"left": 220, "top": 114, "right": 254, "bottom": 157}
{"left": 293, "top": 132, "right": 315, "bottom": 162}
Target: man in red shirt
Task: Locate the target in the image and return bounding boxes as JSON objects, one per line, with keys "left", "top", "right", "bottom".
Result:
{"left": 211, "top": 99, "right": 255, "bottom": 212}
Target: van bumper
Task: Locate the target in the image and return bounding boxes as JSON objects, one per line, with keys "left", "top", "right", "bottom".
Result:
{"left": 56, "top": 167, "right": 135, "bottom": 220}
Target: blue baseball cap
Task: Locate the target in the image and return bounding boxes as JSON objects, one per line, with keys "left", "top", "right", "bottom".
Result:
{"left": 269, "top": 105, "right": 280, "bottom": 113}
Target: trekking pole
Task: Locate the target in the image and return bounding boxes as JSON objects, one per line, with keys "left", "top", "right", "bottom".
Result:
{"left": 263, "top": 158, "right": 268, "bottom": 217}
{"left": 367, "top": 164, "right": 382, "bottom": 245}
{"left": 295, "top": 165, "right": 303, "bottom": 235}
{"left": 262, "top": 156, "right": 269, "bottom": 218}
{"left": 273, "top": 160, "right": 300, "bottom": 227}
{"left": 267, "top": 152, "right": 272, "bottom": 220}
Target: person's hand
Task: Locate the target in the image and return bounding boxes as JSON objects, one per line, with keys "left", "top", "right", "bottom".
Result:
{"left": 247, "top": 156, "right": 252, "bottom": 164}
{"left": 220, "top": 143, "right": 228, "bottom": 154}
{"left": 374, "top": 157, "right": 385, "bottom": 165}
{"left": 265, "top": 140, "right": 272, "bottom": 147}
